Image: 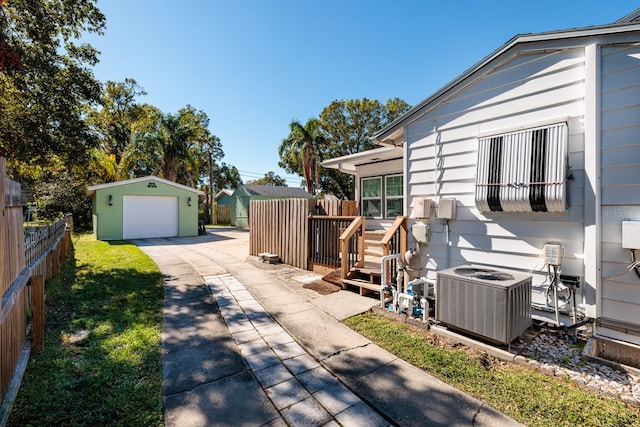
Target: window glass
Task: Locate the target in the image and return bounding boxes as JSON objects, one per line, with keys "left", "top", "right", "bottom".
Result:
{"left": 362, "top": 178, "right": 381, "bottom": 198}
{"left": 362, "top": 200, "right": 382, "bottom": 217}
{"left": 386, "top": 175, "right": 403, "bottom": 197}
{"left": 386, "top": 199, "right": 402, "bottom": 217}
{"left": 361, "top": 178, "right": 382, "bottom": 218}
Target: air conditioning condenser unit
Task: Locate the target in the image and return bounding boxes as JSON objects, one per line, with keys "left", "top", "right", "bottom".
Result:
{"left": 436, "top": 265, "right": 532, "bottom": 345}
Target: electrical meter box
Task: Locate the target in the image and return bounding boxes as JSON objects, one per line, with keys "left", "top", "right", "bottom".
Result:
{"left": 413, "top": 198, "right": 432, "bottom": 219}
{"left": 411, "top": 222, "right": 430, "bottom": 245}
{"left": 438, "top": 198, "right": 457, "bottom": 220}
{"left": 622, "top": 220, "right": 640, "bottom": 249}
{"left": 543, "top": 243, "right": 564, "bottom": 266}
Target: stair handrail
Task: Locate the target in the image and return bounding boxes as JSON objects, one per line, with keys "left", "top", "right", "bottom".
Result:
{"left": 380, "top": 216, "right": 408, "bottom": 257}
{"left": 339, "top": 216, "right": 366, "bottom": 279}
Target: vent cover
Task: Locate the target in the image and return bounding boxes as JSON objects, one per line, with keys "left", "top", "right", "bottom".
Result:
{"left": 475, "top": 122, "right": 568, "bottom": 213}
{"left": 436, "top": 265, "right": 532, "bottom": 344}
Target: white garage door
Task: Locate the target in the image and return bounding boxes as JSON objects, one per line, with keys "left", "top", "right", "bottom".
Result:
{"left": 123, "top": 195, "right": 178, "bottom": 239}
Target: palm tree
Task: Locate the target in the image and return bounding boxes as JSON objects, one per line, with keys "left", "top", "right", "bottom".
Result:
{"left": 278, "top": 118, "right": 325, "bottom": 195}
{"left": 129, "top": 105, "right": 211, "bottom": 185}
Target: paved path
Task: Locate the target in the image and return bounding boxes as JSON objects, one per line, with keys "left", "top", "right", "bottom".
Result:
{"left": 135, "top": 229, "right": 523, "bottom": 427}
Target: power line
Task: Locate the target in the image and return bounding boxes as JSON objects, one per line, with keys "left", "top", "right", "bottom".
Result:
{"left": 238, "top": 169, "right": 303, "bottom": 185}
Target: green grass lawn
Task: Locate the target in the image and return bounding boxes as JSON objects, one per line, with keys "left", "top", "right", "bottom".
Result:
{"left": 8, "top": 235, "right": 164, "bottom": 427}
{"left": 345, "top": 312, "right": 640, "bottom": 427}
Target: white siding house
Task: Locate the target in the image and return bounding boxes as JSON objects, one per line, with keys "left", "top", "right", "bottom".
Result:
{"left": 323, "top": 10, "right": 640, "bottom": 346}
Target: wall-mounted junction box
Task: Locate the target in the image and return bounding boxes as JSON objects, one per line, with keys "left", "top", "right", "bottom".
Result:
{"left": 411, "top": 222, "right": 430, "bottom": 245}
{"left": 413, "top": 198, "right": 432, "bottom": 219}
{"left": 543, "top": 243, "right": 564, "bottom": 266}
{"left": 437, "top": 198, "right": 456, "bottom": 220}
{"left": 622, "top": 220, "right": 640, "bottom": 249}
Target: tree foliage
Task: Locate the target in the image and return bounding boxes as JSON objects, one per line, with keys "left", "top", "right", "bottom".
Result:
{"left": 88, "top": 78, "right": 147, "bottom": 165}
{"left": 128, "top": 104, "right": 222, "bottom": 186}
{"left": 278, "top": 98, "right": 411, "bottom": 199}
{"left": 278, "top": 118, "right": 324, "bottom": 195}
{"left": 212, "top": 162, "right": 242, "bottom": 191}
{"left": 247, "top": 171, "right": 287, "bottom": 186}
{"left": 0, "top": 0, "right": 105, "bottom": 175}
{"left": 318, "top": 98, "right": 410, "bottom": 199}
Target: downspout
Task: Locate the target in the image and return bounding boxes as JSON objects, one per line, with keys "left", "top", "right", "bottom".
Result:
{"left": 584, "top": 42, "right": 601, "bottom": 324}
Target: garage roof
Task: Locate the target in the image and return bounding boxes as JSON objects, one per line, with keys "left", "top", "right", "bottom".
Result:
{"left": 86, "top": 175, "right": 204, "bottom": 196}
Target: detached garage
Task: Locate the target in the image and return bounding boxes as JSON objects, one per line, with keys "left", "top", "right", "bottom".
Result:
{"left": 86, "top": 176, "right": 204, "bottom": 240}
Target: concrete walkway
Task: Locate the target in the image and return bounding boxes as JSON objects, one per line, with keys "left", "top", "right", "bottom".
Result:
{"left": 135, "top": 229, "right": 523, "bottom": 427}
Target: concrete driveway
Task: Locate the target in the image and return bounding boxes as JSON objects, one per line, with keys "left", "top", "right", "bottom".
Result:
{"left": 134, "top": 228, "right": 522, "bottom": 427}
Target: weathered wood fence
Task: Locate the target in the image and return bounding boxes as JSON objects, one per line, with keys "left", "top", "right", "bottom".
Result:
{"left": 214, "top": 205, "right": 231, "bottom": 225}
{"left": 249, "top": 198, "right": 313, "bottom": 269}
{"left": 248, "top": 199, "right": 357, "bottom": 270}
{"left": 0, "top": 157, "right": 72, "bottom": 417}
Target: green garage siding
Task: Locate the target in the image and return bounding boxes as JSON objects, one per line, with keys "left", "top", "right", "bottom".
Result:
{"left": 231, "top": 185, "right": 313, "bottom": 228}
{"left": 87, "top": 176, "right": 203, "bottom": 240}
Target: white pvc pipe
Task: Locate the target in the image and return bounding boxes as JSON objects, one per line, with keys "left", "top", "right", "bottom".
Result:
{"left": 380, "top": 253, "right": 402, "bottom": 308}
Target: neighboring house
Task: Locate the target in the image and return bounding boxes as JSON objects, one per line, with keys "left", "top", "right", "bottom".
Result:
{"left": 322, "top": 9, "right": 640, "bottom": 347}
{"left": 215, "top": 189, "right": 234, "bottom": 206}
{"left": 87, "top": 176, "right": 203, "bottom": 240}
{"left": 231, "top": 185, "right": 313, "bottom": 228}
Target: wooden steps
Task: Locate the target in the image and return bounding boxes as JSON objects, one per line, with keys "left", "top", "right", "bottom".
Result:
{"left": 341, "top": 278, "right": 381, "bottom": 296}
{"left": 341, "top": 229, "right": 386, "bottom": 296}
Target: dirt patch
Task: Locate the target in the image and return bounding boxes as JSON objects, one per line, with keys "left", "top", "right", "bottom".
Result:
{"left": 322, "top": 270, "right": 343, "bottom": 286}
{"left": 303, "top": 280, "right": 341, "bottom": 295}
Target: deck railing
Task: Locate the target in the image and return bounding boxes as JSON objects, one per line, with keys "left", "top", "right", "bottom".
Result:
{"left": 339, "top": 216, "right": 366, "bottom": 279}
{"left": 308, "top": 216, "right": 357, "bottom": 269}
{"left": 379, "top": 216, "right": 408, "bottom": 284}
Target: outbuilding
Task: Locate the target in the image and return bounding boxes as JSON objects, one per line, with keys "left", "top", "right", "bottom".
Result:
{"left": 231, "top": 184, "right": 313, "bottom": 228}
{"left": 86, "top": 176, "right": 203, "bottom": 240}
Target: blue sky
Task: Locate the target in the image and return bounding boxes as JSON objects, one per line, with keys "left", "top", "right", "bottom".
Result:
{"left": 86, "top": 1, "right": 635, "bottom": 187}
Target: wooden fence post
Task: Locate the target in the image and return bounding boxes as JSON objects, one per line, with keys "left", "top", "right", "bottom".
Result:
{"left": 30, "top": 275, "right": 45, "bottom": 351}
{"left": 51, "top": 248, "right": 59, "bottom": 278}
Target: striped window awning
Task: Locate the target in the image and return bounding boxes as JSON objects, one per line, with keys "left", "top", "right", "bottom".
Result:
{"left": 475, "top": 122, "right": 568, "bottom": 213}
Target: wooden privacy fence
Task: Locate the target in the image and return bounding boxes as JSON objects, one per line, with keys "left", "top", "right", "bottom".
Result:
{"left": 0, "top": 156, "right": 72, "bottom": 416}
{"left": 214, "top": 205, "right": 231, "bottom": 224}
{"left": 249, "top": 198, "right": 314, "bottom": 269}
{"left": 249, "top": 198, "right": 358, "bottom": 270}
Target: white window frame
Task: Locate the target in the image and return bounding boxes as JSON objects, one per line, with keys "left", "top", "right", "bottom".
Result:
{"left": 385, "top": 174, "right": 403, "bottom": 218}
{"left": 360, "top": 175, "right": 404, "bottom": 219}
{"left": 361, "top": 177, "right": 382, "bottom": 218}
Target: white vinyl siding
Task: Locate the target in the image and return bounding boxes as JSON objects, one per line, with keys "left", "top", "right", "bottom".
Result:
{"left": 597, "top": 43, "right": 640, "bottom": 340}
{"left": 405, "top": 46, "right": 587, "bottom": 314}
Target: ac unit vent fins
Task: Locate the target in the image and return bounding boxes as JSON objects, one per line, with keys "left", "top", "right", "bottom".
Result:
{"left": 436, "top": 265, "right": 532, "bottom": 345}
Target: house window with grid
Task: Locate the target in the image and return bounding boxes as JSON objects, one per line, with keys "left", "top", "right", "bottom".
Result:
{"left": 361, "top": 177, "right": 382, "bottom": 218}
{"left": 361, "top": 175, "right": 404, "bottom": 218}
{"left": 385, "top": 175, "right": 403, "bottom": 217}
